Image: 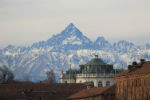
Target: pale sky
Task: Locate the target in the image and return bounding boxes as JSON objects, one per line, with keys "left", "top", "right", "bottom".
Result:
{"left": 0, "top": 0, "right": 150, "bottom": 48}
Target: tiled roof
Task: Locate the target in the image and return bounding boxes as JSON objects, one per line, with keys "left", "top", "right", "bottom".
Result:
{"left": 0, "top": 83, "right": 86, "bottom": 100}
{"left": 24, "top": 91, "right": 50, "bottom": 97}
{"left": 116, "top": 61, "right": 150, "bottom": 77}
{"left": 67, "top": 86, "right": 115, "bottom": 99}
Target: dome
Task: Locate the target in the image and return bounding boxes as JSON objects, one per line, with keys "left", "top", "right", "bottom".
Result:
{"left": 87, "top": 55, "right": 105, "bottom": 65}
{"left": 79, "top": 55, "right": 114, "bottom": 74}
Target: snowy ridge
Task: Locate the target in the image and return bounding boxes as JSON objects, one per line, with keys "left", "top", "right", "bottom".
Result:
{"left": 0, "top": 23, "right": 150, "bottom": 82}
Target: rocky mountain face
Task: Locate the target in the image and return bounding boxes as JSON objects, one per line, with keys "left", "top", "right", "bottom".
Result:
{"left": 0, "top": 23, "right": 150, "bottom": 82}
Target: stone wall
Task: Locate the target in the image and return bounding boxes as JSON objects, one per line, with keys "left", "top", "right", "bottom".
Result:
{"left": 115, "top": 73, "right": 150, "bottom": 100}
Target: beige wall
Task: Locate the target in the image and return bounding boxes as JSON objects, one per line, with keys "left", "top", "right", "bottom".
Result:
{"left": 76, "top": 77, "right": 114, "bottom": 87}
{"left": 60, "top": 73, "right": 115, "bottom": 87}
{"left": 60, "top": 78, "right": 76, "bottom": 83}
{"left": 115, "top": 73, "right": 150, "bottom": 100}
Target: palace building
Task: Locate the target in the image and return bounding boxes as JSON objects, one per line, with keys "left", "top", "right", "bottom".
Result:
{"left": 60, "top": 55, "right": 116, "bottom": 87}
{"left": 115, "top": 59, "right": 150, "bottom": 100}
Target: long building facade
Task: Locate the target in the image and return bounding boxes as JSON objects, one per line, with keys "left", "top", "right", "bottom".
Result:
{"left": 60, "top": 55, "right": 115, "bottom": 87}
{"left": 115, "top": 59, "right": 150, "bottom": 100}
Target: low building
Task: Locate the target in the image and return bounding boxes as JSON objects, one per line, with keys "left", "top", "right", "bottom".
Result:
{"left": 0, "top": 82, "right": 86, "bottom": 100}
{"left": 60, "top": 55, "right": 116, "bottom": 87}
{"left": 115, "top": 59, "right": 150, "bottom": 100}
{"left": 66, "top": 85, "right": 115, "bottom": 100}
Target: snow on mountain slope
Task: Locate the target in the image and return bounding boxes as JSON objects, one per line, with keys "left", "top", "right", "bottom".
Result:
{"left": 62, "top": 36, "right": 82, "bottom": 45}
{"left": 0, "top": 23, "right": 150, "bottom": 82}
{"left": 31, "top": 23, "right": 92, "bottom": 51}
{"left": 94, "top": 37, "right": 112, "bottom": 50}
{"left": 113, "top": 40, "right": 136, "bottom": 53}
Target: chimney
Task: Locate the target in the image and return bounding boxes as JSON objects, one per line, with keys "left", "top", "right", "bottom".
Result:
{"left": 128, "top": 65, "right": 132, "bottom": 69}
{"left": 128, "top": 65, "right": 133, "bottom": 72}
{"left": 132, "top": 61, "right": 141, "bottom": 69}
{"left": 140, "top": 59, "right": 145, "bottom": 64}
{"left": 128, "top": 61, "right": 137, "bottom": 72}
{"left": 132, "top": 61, "right": 137, "bottom": 66}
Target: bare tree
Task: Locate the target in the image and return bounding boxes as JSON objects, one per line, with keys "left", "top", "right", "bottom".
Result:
{"left": 46, "top": 69, "right": 56, "bottom": 83}
{"left": 0, "top": 65, "right": 14, "bottom": 83}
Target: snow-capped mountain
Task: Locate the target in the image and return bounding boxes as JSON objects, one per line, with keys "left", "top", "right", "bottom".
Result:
{"left": 0, "top": 23, "right": 150, "bottom": 82}
{"left": 113, "top": 40, "right": 136, "bottom": 53}
{"left": 31, "top": 23, "right": 92, "bottom": 51}
{"left": 94, "top": 37, "right": 112, "bottom": 50}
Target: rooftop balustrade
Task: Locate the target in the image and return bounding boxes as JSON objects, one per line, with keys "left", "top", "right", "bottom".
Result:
{"left": 76, "top": 73, "right": 115, "bottom": 78}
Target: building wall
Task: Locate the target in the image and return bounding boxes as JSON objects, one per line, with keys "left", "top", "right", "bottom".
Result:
{"left": 115, "top": 73, "right": 150, "bottom": 100}
{"left": 60, "top": 73, "right": 76, "bottom": 83}
{"left": 60, "top": 73, "right": 115, "bottom": 87}
{"left": 60, "top": 78, "right": 76, "bottom": 83}
{"left": 76, "top": 77, "right": 114, "bottom": 87}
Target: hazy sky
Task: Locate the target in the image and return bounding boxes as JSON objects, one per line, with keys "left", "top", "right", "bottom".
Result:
{"left": 0, "top": 0, "right": 150, "bottom": 48}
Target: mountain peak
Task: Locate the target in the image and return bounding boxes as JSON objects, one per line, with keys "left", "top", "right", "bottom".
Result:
{"left": 117, "top": 40, "right": 134, "bottom": 46}
{"left": 46, "top": 23, "right": 92, "bottom": 49}
{"left": 62, "top": 23, "right": 80, "bottom": 34}
{"left": 96, "top": 37, "right": 105, "bottom": 41}
{"left": 68, "top": 23, "right": 75, "bottom": 27}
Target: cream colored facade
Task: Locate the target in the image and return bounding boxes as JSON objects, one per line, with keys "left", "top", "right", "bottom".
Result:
{"left": 60, "top": 72, "right": 115, "bottom": 87}
{"left": 60, "top": 55, "right": 115, "bottom": 87}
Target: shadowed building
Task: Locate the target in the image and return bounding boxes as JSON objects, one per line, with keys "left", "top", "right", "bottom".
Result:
{"left": 115, "top": 59, "right": 150, "bottom": 100}
{"left": 60, "top": 55, "right": 116, "bottom": 87}
{"left": 0, "top": 83, "right": 86, "bottom": 100}
{"left": 66, "top": 85, "right": 115, "bottom": 100}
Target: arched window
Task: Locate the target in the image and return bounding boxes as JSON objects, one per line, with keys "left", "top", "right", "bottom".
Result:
{"left": 65, "top": 81, "right": 67, "bottom": 83}
{"left": 85, "top": 81, "right": 94, "bottom": 88}
{"left": 106, "top": 81, "right": 110, "bottom": 86}
{"left": 79, "top": 80, "right": 82, "bottom": 83}
{"left": 90, "top": 81, "right": 94, "bottom": 87}
{"left": 98, "top": 81, "right": 103, "bottom": 87}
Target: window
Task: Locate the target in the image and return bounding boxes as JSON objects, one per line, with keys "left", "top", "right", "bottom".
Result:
{"left": 87, "top": 81, "right": 94, "bottom": 88}
{"left": 98, "top": 81, "right": 103, "bottom": 87}
{"left": 144, "top": 79, "right": 146, "bottom": 86}
{"left": 80, "top": 80, "right": 82, "bottom": 83}
{"left": 135, "top": 80, "right": 137, "bottom": 87}
{"left": 139, "top": 80, "right": 141, "bottom": 86}
{"left": 106, "top": 81, "right": 110, "bottom": 86}
{"left": 90, "top": 81, "right": 94, "bottom": 87}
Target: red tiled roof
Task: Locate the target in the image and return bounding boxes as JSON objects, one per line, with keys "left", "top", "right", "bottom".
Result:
{"left": 24, "top": 91, "right": 50, "bottom": 97}
{"left": 0, "top": 83, "right": 86, "bottom": 100}
{"left": 116, "top": 61, "right": 150, "bottom": 77}
{"left": 67, "top": 86, "right": 114, "bottom": 99}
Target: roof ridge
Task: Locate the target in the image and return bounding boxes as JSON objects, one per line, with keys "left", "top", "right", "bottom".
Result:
{"left": 116, "top": 61, "right": 150, "bottom": 77}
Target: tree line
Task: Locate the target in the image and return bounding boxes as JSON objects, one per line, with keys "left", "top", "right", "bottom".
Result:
{"left": 0, "top": 65, "right": 56, "bottom": 83}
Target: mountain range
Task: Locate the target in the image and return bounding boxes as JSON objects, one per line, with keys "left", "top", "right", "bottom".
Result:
{"left": 0, "top": 23, "right": 150, "bottom": 82}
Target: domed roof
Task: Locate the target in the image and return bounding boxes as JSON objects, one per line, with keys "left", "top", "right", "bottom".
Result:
{"left": 87, "top": 55, "right": 105, "bottom": 65}
{"left": 79, "top": 55, "right": 113, "bottom": 74}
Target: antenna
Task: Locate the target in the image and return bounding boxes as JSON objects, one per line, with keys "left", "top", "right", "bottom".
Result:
{"left": 69, "top": 64, "right": 71, "bottom": 83}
